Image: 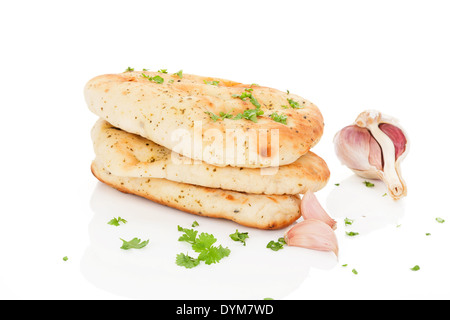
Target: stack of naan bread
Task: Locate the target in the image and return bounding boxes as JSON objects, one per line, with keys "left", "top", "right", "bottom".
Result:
{"left": 84, "top": 70, "right": 329, "bottom": 230}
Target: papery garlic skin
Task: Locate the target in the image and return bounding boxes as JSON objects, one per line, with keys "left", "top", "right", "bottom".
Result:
{"left": 284, "top": 219, "right": 339, "bottom": 257}
{"left": 334, "top": 110, "right": 409, "bottom": 200}
{"left": 301, "top": 190, "right": 337, "bottom": 230}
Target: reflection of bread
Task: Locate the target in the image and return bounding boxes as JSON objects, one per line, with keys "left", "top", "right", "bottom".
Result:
{"left": 92, "top": 119, "right": 329, "bottom": 195}
{"left": 84, "top": 71, "right": 324, "bottom": 168}
{"left": 91, "top": 160, "right": 302, "bottom": 230}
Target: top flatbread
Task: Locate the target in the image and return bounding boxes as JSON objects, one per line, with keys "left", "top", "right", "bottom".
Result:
{"left": 84, "top": 71, "right": 324, "bottom": 168}
{"left": 91, "top": 119, "right": 330, "bottom": 195}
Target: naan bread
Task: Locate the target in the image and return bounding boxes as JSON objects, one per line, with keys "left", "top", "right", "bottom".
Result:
{"left": 85, "top": 71, "right": 324, "bottom": 168}
{"left": 91, "top": 160, "right": 302, "bottom": 230}
{"left": 92, "top": 119, "right": 329, "bottom": 195}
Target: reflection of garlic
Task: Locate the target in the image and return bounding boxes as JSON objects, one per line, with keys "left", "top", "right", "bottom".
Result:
{"left": 334, "top": 110, "right": 409, "bottom": 200}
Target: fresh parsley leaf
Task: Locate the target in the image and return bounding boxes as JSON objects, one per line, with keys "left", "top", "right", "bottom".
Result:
{"left": 120, "top": 237, "right": 149, "bottom": 250}
{"left": 157, "top": 68, "right": 168, "bottom": 73}
{"left": 344, "top": 217, "right": 354, "bottom": 226}
{"left": 229, "top": 229, "right": 249, "bottom": 246}
{"left": 345, "top": 231, "right": 359, "bottom": 237}
{"left": 198, "top": 245, "right": 231, "bottom": 265}
{"left": 204, "top": 80, "right": 220, "bottom": 86}
{"left": 177, "top": 226, "right": 198, "bottom": 244}
{"left": 173, "top": 70, "right": 183, "bottom": 78}
{"left": 335, "top": 183, "right": 340, "bottom": 186}
{"left": 363, "top": 181, "right": 375, "bottom": 187}
{"left": 191, "top": 220, "right": 199, "bottom": 227}
{"left": 62, "top": 256, "right": 68, "bottom": 261}
{"left": 204, "top": 111, "right": 221, "bottom": 122}
{"left": 206, "top": 107, "right": 264, "bottom": 123}
{"left": 205, "top": 110, "right": 242, "bottom": 122}
{"left": 151, "top": 75, "right": 164, "bottom": 84}
{"left": 410, "top": 265, "right": 420, "bottom": 271}
{"left": 219, "top": 111, "right": 233, "bottom": 119}
{"left": 192, "top": 232, "right": 217, "bottom": 253}
{"left": 232, "top": 89, "right": 261, "bottom": 108}
{"left": 240, "top": 107, "right": 264, "bottom": 123}
{"left": 266, "top": 240, "right": 284, "bottom": 251}
{"left": 124, "top": 67, "right": 134, "bottom": 72}
{"left": 176, "top": 253, "right": 200, "bottom": 269}
{"left": 232, "top": 92, "right": 251, "bottom": 100}
{"left": 287, "top": 98, "right": 302, "bottom": 109}
{"left": 270, "top": 112, "right": 287, "bottom": 125}
{"left": 107, "top": 216, "right": 127, "bottom": 227}
{"left": 352, "top": 268, "right": 358, "bottom": 275}
{"left": 249, "top": 95, "right": 261, "bottom": 108}
{"left": 141, "top": 73, "right": 164, "bottom": 84}
{"left": 436, "top": 217, "right": 445, "bottom": 223}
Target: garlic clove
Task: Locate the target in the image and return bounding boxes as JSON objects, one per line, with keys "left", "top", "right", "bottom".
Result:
{"left": 301, "top": 190, "right": 337, "bottom": 230}
{"left": 334, "top": 110, "right": 409, "bottom": 200}
{"left": 334, "top": 125, "right": 383, "bottom": 171}
{"left": 284, "top": 219, "right": 339, "bottom": 257}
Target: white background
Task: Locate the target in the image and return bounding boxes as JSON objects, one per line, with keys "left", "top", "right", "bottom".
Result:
{"left": 1, "top": 0, "right": 449, "bottom": 300}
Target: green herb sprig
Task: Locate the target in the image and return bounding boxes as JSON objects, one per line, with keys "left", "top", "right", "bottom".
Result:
{"left": 107, "top": 216, "right": 127, "bottom": 227}
{"left": 229, "top": 229, "right": 249, "bottom": 246}
{"left": 270, "top": 112, "right": 287, "bottom": 125}
{"left": 204, "top": 80, "right": 220, "bottom": 86}
{"left": 282, "top": 98, "right": 304, "bottom": 109}
{"left": 266, "top": 237, "right": 286, "bottom": 251}
{"left": 363, "top": 181, "right": 375, "bottom": 187}
{"left": 176, "top": 226, "right": 230, "bottom": 268}
{"left": 173, "top": 70, "right": 183, "bottom": 78}
{"left": 120, "top": 237, "right": 149, "bottom": 250}
{"left": 232, "top": 88, "right": 261, "bottom": 108}
{"left": 141, "top": 73, "right": 164, "bottom": 84}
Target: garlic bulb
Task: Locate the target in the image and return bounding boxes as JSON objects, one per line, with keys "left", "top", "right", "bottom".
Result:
{"left": 334, "top": 110, "right": 409, "bottom": 200}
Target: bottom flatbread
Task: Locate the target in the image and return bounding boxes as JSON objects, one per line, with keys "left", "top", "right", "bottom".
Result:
{"left": 91, "top": 159, "right": 301, "bottom": 230}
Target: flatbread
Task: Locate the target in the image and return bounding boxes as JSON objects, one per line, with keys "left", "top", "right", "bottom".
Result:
{"left": 91, "top": 160, "right": 302, "bottom": 230}
{"left": 92, "top": 119, "right": 329, "bottom": 195}
{"left": 84, "top": 71, "right": 324, "bottom": 168}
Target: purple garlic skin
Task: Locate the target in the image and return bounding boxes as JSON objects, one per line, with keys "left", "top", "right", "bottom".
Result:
{"left": 334, "top": 110, "right": 409, "bottom": 200}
